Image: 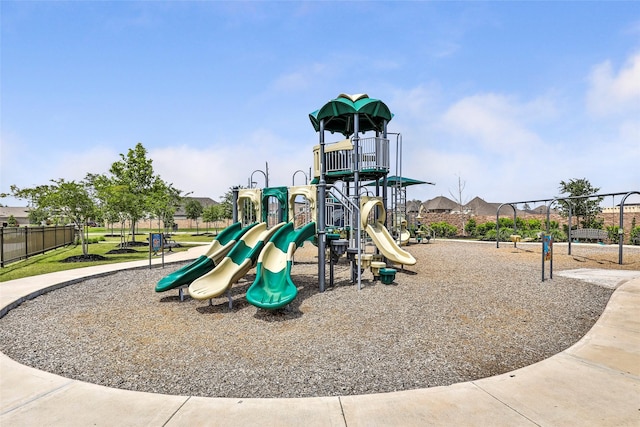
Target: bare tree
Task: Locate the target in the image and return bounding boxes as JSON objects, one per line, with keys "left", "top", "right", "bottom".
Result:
{"left": 449, "top": 174, "right": 469, "bottom": 236}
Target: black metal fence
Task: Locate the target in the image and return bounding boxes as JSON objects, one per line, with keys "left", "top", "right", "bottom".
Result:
{"left": 1, "top": 226, "right": 76, "bottom": 267}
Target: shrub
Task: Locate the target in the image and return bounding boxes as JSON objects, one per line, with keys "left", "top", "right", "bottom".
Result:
{"left": 465, "top": 218, "right": 477, "bottom": 237}
{"left": 629, "top": 225, "right": 640, "bottom": 245}
{"left": 477, "top": 221, "right": 495, "bottom": 237}
{"left": 429, "top": 221, "right": 458, "bottom": 238}
{"left": 546, "top": 220, "right": 559, "bottom": 230}
{"left": 498, "top": 217, "right": 514, "bottom": 228}
{"left": 483, "top": 229, "right": 497, "bottom": 241}
{"left": 524, "top": 218, "right": 542, "bottom": 230}
{"left": 606, "top": 225, "right": 620, "bottom": 242}
{"left": 74, "top": 236, "right": 106, "bottom": 245}
{"left": 481, "top": 227, "right": 514, "bottom": 242}
{"left": 547, "top": 228, "right": 567, "bottom": 242}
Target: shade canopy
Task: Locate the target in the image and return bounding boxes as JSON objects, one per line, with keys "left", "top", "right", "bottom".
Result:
{"left": 364, "top": 175, "right": 435, "bottom": 188}
{"left": 309, "top": 93, "right": 393, "bottom": 137}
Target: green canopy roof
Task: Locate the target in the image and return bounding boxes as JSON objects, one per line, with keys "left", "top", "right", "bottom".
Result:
{"left": 309, "top": 93, "right": 393, "bottom": 136}
{"left": 364, "top": 176, "right": 435, "bottom": 188}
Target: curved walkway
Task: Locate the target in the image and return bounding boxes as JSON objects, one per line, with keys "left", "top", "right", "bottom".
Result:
{"left": 1, "top": 246, "right": 639, "bottom": 426}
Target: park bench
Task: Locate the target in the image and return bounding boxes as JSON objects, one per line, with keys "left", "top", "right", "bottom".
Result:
{"left": 162, "top": 234, "right": 180, "bottom": 251}
{"left": 147, "top": 234, "right": 180, "bottom": 253}
{"left": 571, "top": 228, "right": 608, "bottom": 243}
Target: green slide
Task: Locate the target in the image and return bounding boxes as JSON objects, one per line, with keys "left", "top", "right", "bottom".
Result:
{"left": 246, "top": 221, "right": 316, "bottom": 310}
{"left": 188, "top": 222, "right": 285, "bottom": 301}
{"left": 155, "top": 222, "right": 257, "bottom": 293}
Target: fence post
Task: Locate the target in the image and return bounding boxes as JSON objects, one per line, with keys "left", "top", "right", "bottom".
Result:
{"left": 24, "top": 227, "right": 29, "bottom": 261}
{"left": 1, "top": 228, "right": 4, "bottom": 268}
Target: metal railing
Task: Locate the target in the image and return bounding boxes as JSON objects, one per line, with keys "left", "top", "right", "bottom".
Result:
{"left": 324, "top": 137, "right": 389, "bottom": 175}
{"left": 1, "top": 225, "right": 76, "bottom": 267}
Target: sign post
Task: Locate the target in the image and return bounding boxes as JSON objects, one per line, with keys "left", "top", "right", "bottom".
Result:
{"left": 542, "top": 234, "right": 553, "bottom": 281}
{"left": 149, "top": 232, "right": 164, "bottom": 269}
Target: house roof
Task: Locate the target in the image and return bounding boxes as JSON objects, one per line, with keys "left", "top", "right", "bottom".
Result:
{"left": 0, "top": 206, "right": 30, "bottom": 220}
{"left": 422, "top": 196, "right": 457, "bottom": 211}
{"left": 464, "top": 197, "right": 498, "bottom": 215}
{"left": 419, "top": 197, "right": 560, "bottom": 216}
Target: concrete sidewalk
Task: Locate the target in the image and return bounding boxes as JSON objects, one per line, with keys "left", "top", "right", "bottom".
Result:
{"left": 1, "top": 247, "right": 639, "bottom": 426}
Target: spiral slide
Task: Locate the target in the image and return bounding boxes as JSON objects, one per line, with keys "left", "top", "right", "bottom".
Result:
{"left": 246, "top": 221, "right": 316, "bottom": 310}
{"left": 361, "top": 198, "right": 416, "bottom": 266}
{"left": 155, "top": 222, "right": 258, "bottom": 293}
{"left": 188, "top": 222, "right": 285, "bottom": 301}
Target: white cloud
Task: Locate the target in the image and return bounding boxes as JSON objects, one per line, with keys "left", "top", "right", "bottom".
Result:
{"left": 51, "top": 146, "right": 120, "bottom": 180}
{"left": 429, "top": 40, "right": 460, "bottom": 58}
{"left": 150, "top": 130, "right": 313, "bottom": 201}
{"left": 586, "top": 52, "right": 640, "bottom": 117}
{"left": 440, "top": 93, "right": 550, "bottom": 154}
{"left": 270, "top": 63, "right": 330, "bottom": 93}
{"left": 388, "top": 84, "right": 442, "bottom": 120}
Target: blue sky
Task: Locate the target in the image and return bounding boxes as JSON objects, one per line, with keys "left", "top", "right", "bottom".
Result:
{"left": 2, "top": 1, "right": 639, "bottom": 208}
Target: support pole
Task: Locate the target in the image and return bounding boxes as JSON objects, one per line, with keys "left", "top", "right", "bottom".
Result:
{"left": 232, "top": 186, "right": 239, "bottom": 223}
{"left": 619, "top": 191, "right": 640, "bottom": 264}
{"left": 353, "top": 114, "right": 362, "bottom": 291}
{"left": 318, "top": 120, "right": 327, "bottom": 292}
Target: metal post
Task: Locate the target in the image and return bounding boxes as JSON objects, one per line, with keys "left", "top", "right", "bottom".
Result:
{"left": 265, "top": 161, "right": 269, "bottom": 188}
{"left": 318, "top": 120, "right": 327, "bottom": 292}
{"left": 512, "top": 206, "right": 517, "bottom": 242}
{"left": 619, "top": 191, "right": 640, "bottom": 264}
{"left": 1, "top": 227, "right": 4, "bottom": 268}
{"left": 550, "top": 236, "right": 553, "bottom": 279}
{"left": 567, "top": 203, "right": 572, "bottom": 255}
{"left": 541, "top": 235, "right": 545, "bottom": 282}
{"left": 232, "top": 186, "right": 239, "bottom": 223}
{"left": 353, "top": 114, "right": 362, "bottom": 291}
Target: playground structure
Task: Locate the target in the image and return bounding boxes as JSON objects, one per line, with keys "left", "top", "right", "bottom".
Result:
{"left": 496, "top": 191, "right": 640, "bottom": 265}
{"left": 157, "top": 93, "right": 425, "bottom": 307}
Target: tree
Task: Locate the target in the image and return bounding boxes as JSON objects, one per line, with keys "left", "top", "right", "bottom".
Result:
{"left": 219, "top": 187, "right": 236, "bottom": 221}
{"left": 107, "top": 143, "right": 157, "bottom": 243}
{"left": 449, "top": 174, "right": 469, "bottom": 236}
{"left": 87, "top": 172, "right": 135, "bottom": 246}
{"left": 185, "top": 199, "right": 204, "bottom": 234}
{"left": 10, "top": 179, "right": 96, "bottom": 255}
{"left": 28, "top": 207, "right": 49, "bottom": 225}
{"left": 148, "top": 178, "right": 182, "bottom": 233}
{"left": 202, "top": 204, "right": 223, "bottom": 232}
{"left": 558, "top": 178, "right": 603, "bottom": 228}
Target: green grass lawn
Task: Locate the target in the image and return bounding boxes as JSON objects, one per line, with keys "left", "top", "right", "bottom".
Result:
{"left": 0, "top": 234, "right": 210, "bottom": 282}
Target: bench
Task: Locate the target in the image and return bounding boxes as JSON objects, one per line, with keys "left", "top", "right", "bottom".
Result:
{"left": 147, "top": 234, "right": 180, "bottom": 253}
{"left": 162, "top": 234, "right": 180, "bottom": 251}
{"left": 571, "top": 228, "right": 608, "bottom": 242}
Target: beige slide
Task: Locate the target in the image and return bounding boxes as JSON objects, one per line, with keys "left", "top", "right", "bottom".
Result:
{"left": 188, "top": 222, "right": 285, "bottom": 301}
{"left": 361, "top": 198, "right": 416, "bottom": 266}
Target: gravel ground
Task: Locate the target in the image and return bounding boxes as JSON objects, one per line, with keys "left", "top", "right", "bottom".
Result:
{"left": 1, "top": 240, "right": 638, "bottom": 399}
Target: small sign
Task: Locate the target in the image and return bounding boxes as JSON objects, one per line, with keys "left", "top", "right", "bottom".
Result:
{"left": 151, "top": 233, "right": 163, "bottom": 253}
{"left": 543, "top": 235, "right": 553, "bottom": 261}
{"left": 149, "top": 232, "right": 165, "bottom": 269}
{"left": 541, "top": 234, "right": 553, "bottom": 281}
